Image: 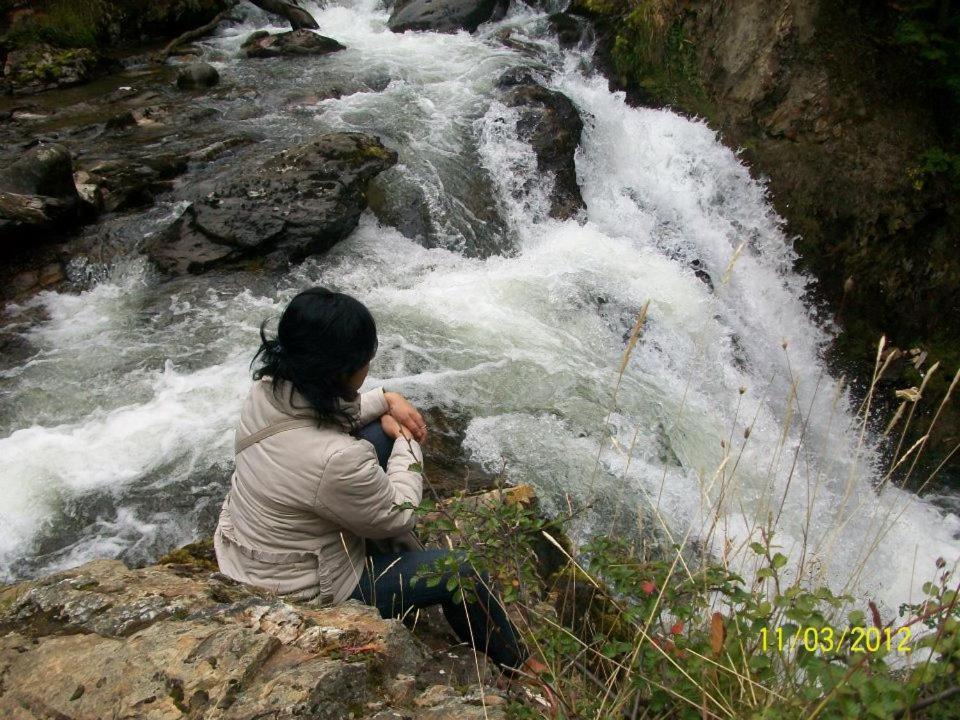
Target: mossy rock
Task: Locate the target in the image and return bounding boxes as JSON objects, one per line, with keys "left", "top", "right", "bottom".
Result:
{"left": 157, "top": 538, "right": 219, "bottom": 571}
{"left": 3, "top": 43, "right": 112, "bottom": 94}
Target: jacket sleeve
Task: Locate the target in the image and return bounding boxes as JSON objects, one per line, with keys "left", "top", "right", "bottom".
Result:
{"left": 357, "top": 387, "right": 389, "bottom": 427}
{"left": 316, "top": 438, "right": 423, "bottom": 539}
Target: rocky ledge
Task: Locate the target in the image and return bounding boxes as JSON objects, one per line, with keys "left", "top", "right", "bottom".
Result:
{"left": 0, "top": 546, "right": 510, "bottom": 720}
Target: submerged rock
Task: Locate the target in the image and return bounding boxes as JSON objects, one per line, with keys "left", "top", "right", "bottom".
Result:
{"left": 146, "top": 132, "right": 398, "bottom": 275}
{"left": 0, "top": 143, "right": 83, "bottom": 239}
{"left": 242, "top": 28, "right": 346, "bottom": 58}
{"left": 387, "top": 0, "right": 508, "bottom": 34}
{"left": 175, "top": 61, "right": 220, "bottom": 89}
{"left": 497, "top": 70, "right": 585, "bottom": 220}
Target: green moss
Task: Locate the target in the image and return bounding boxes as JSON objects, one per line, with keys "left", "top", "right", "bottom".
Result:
{"left": 614, "top": 8, "right": 714, "bottom": 119}
{"left": 570, "top": 1, "right": 715, "bottom": 121}
{"left": 4, "top": 0, "right": 103, "bottom": 49}
{"left": 157, "top": 538, "right": 218, "bottom": 570}
{"left": 2, "top": 0, "right": 228, "bottom": 51}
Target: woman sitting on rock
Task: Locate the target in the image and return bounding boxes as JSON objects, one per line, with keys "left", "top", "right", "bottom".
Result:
{"left": 213, "top": 286, "right": 527, "bottom": 671}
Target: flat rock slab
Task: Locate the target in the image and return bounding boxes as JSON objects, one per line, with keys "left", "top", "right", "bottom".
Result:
{"left": 0, "top": 557, "right": 506, "bottom": 720}
{"left": 146, "top": 131, "right": 398, "bottom": 275}
{"left": 388, "top": 0, "right": 508, "bottom": 34}
{"left": 242, "top": 28, "right": 345, "bottom": 58}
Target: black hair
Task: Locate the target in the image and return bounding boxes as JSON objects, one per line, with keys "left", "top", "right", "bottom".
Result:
{"left": 253, "top": 287, "right": 378, "bottom": 428}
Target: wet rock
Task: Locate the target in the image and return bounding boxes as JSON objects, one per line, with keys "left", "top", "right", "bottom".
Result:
{"left": 2, "top": 45, "right": 113, "bottom": 95}
{"left": 80, "top": 154, "right": 189, "bottom": 213}
{"left": 242, "top": 28, "right": 346, "bottom": 58}
{"left": 388, "top": 0, "right": 509, "bottom": 34}
{"left": 0, "top": 142, "right": 82, "bottom": 237}
{"left": 146, "top": 131, "right": 398, "bottom": 275}
{"left": 497, "top": 72, "right": 585, "bottom": 220}
{"left": 175, "top": 62, "right": 220, "bottom": 89}
{"left": 548, "top": 12, "right": 589, "bottom": 48}
{"left": 104, "top": 109, "right": 137, "bottom": 131}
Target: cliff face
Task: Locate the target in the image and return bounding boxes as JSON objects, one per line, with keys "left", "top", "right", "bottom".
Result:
{"left": 685, "top": 1, "right": 958, "bottom": 347}
{"left": 574, "top": 0, "right": 959, "bottom": 464}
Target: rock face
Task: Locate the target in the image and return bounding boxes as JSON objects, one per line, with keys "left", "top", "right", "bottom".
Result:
{"left": 0, "top": 556, "right": 506, "bottom": 720}
{"left": 176, "top": 62, "right": 220, "bottom": 89}
{"left": 242, "top": 29, "right": 346, "bottom": 58}
{"left": 498, "top": 70, "right": 585, "bottom": 220}
{"left": 146, "top": 132, "right": 398, "bottom": 275}
{"left": 388, "top": 0, "right": 508, "bottom": 34}
{"left": 0, "top": 143, "right": 83, "bottom": 239}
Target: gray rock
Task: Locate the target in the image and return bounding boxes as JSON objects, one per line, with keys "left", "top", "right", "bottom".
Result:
{"left": 146, "top": 132, "right": 398, "bottom": 275}
{"left": 498, "top": 72, "right": 585, "bottom": 220}
{"left": 242, "top": 28, "right": 346, "bottom": 58}
{"left": 0, "top": 142, "right": 82, "bottom": 236}
{"left": 176, "top": 62, "right": 221, "bottom": 89}
{"left": 388, "top": 0, "right": 508, "bottom": 34}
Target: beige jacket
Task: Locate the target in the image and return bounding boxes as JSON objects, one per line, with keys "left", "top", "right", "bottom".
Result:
{"left": 214, "top": 378, "right": 423, "bottom": 604}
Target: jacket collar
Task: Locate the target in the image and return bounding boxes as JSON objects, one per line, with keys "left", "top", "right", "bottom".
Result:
{"left": 259, "top": 377, "right": 360, "bottom": 429}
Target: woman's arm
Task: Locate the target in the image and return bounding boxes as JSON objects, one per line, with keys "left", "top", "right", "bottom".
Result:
{"left": 356, "top": 387, "right": 390, "bottom": 426}
{"left": 316, "top": 440, "right": 423, "bottom": 539}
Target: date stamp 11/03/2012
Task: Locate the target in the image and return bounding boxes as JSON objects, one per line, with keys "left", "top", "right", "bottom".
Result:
{"left": 760, "top": 626, "right": 913, "bottom": 654}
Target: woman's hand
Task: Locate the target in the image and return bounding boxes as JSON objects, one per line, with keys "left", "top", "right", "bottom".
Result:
{"left": 383, "top": 391, "right": 427, "bottom": 443}
{"left": 380, "top": 413, "right": 414, "bottom": 442}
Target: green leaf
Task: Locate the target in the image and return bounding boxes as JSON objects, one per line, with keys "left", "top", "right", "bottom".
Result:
{"left": 772, "top": 553, "right": 788, "bottom": 569}
{"left": 408, "top": 462, "right": 423, "bottom": 473}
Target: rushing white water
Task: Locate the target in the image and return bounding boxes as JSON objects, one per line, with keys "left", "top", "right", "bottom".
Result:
{"left": 0, "top": 0, "right": 957, "bottom": 613}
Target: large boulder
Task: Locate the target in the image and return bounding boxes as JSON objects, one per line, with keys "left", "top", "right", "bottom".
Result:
{"left": 242, "top": 28, "right": 345, "bottom": 58}
{"left": 387, "top": 0, "right": 508, "bottom": 34}
{"left": 0, "top": 143, "right": 83, "bottom": 239}
{"left": 497, "top": 70, "right": 585, "bottom": 220}
{"left": 175, "top": 61, "right": 220, "bottom": 89}
{"left": 146, "top": 132, "right": 398, "bottom": 275}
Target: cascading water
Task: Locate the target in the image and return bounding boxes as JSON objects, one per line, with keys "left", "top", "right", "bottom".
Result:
{"left": 0, "top": 0, "right": 957, "bottom": 614}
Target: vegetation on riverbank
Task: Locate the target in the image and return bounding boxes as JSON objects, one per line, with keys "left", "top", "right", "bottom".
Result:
{"left": 0, "top": 0, "right": 228, "bottom": 51}
{"left": 420, "top": 493, "right": 960, "bottom": 719}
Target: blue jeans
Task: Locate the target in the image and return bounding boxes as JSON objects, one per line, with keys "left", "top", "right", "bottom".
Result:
{"left": 351, "top": 421, "right": 526, "bottom": 669}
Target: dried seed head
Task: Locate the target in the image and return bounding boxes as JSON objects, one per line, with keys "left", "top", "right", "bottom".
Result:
{"left": 781, "top": 339, "right": 789, "bottom": 350}
{"left": 739, "top": 386, "right": 747, "bottom": 395}
{"left": 744, "top": 427, "right": 751, "bottom": 439}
